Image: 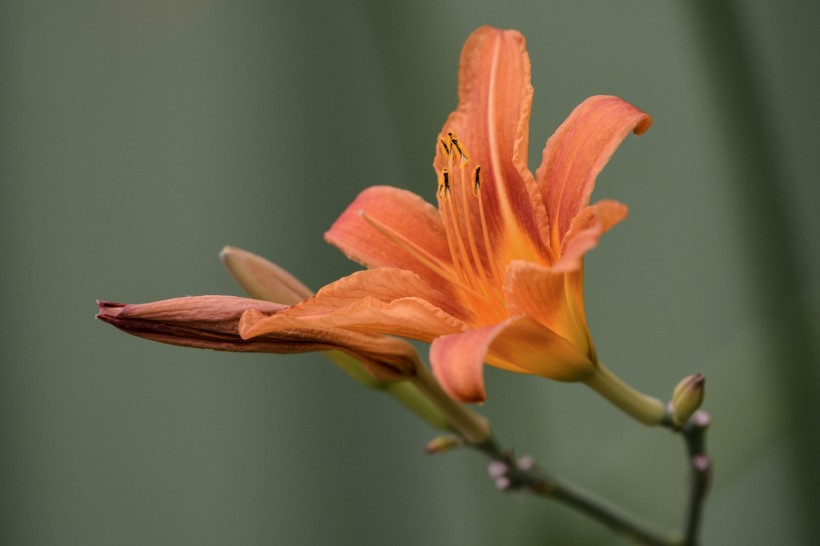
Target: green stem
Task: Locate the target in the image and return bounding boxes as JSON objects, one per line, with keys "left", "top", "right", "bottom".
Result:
{"left": 325, "top": 350, "right": 452, "bottom": 431}
{"left": 410, "top": 363, "right": 491, "bottom": 444}
{"left": 584, "top": 363, "right": 666, "bottom": 425}
{"left": 472, "top": 438, "right": 679, "bottom": 546}
{"left": 669, "top": 410, "right": 711, "bottom": 546}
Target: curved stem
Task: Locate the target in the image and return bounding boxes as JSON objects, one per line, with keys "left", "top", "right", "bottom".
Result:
{"left": 584, "top": 363, "right": 667, "bottom": 425}
{"left": 410, "top": 362, "right": 491, "bottom": 444}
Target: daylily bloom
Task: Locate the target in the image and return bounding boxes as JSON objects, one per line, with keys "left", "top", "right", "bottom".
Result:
{"left": 239, "top": 26, "right": 664, "bottom": 422}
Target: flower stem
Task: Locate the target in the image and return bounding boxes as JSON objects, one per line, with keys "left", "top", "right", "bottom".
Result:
{"left": 584, "top": 363, "right": 666, "bottom": 425}
{"left": 669, "top": 410, "right": 712, "bottom": 546}
{"left": 472, "top": 438, "right": 679, "bottom": 546}
{"left": 410, "top": 362, "right": 491, "bottom": 444}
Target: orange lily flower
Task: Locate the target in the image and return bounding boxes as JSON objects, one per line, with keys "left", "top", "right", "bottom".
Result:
{"left": 239, "top": 27, "right": 662, "bottom": 420}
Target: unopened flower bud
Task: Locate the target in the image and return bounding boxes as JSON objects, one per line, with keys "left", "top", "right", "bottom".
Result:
{"left": 425, "top": 435, "right": 464, "bottom": 455}
{"left": 671, "top": 373, "right": 705, "bottom": 426}
{"left": 220, "top": 246, "right": 312, "bottom": 304}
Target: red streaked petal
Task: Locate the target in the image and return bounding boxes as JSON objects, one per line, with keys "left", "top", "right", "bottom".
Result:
{"left": 537, "top": 95, "right": 651, "bottom": 248}
{"left": 435, "top": 26, "right": 548, "bottom": 261}
{"left": 278, "top": 268, "right": 473, "bottom": 323}
{"left": 555, "top": 199, "right": 628, "bottom": 272}
{"left": 325, "top": 186, "right": 457, "bottom": 297}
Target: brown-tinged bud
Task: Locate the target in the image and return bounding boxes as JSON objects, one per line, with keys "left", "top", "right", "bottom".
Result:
{"left": 220, "top": 246, "right": 313, "bottom": 305}
{"left": 96, "top": 296, "right": 420, "bottom": 381}
{"left": 671, "top": 373, "right": 706, "bottom": 426}
{"left": 96, "top": 296, "right": 286, "bottom": 352}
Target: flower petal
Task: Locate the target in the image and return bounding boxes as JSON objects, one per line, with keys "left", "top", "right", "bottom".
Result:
{"left": 430, "top": 315, "right": 595, "bottom": 403}
{"left": 325, "top": 186, "right": 458, "bottom": 298}
{"left": 555, "top": 199, "right": 628, "bottom": 272}
{"left": 242, "top": 296, "right": 465, "bottom": 342}
{"left": 279, "top": 267, "right": 472, "bottom": 323}
{"left": 536, "top": 95, "right": 651, "bottom": 249}
{"left": 430, "top": 321, "right": 514, "bottom": 403}
{"left": 434, "top": 26, "right": 548, "bottom": 262}
{"left": 504, "top": 261, "right": 591, "bottom": 356}
{"left": 238, "top": 308, "right": 420, "bottom": 381}
{"left": 487, "top": 315, "right": 595, "bottom": 381}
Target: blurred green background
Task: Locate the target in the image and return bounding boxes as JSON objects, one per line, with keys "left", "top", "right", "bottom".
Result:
{"left": 3, "top": 1, "right": 818, "bottom": 544}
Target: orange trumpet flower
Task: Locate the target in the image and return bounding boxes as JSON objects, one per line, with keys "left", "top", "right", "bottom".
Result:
{"left": 239, "top": 26, "right": 663, "bottom": 421}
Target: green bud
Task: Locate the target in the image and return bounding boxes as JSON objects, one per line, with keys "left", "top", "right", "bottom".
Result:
{"left": 671, "top": 373, "right": 705, "bottom": 426}
{"left": 220, "top": 246, "right": 312, "bottom": 305}
{"left": 425, "top": 435, "right": 464, "bottom": 454}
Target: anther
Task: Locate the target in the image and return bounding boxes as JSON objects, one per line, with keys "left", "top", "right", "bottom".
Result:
{"left": 438, "top": 169, "right": 451, "bottom": 200}
{"left": 472, "top": 166, "right": 481, "bottom": 195}
{"left": 448, "top": 132, "right": 468, "bottom": 162}
{"left": 439, "top": 138, "right": 452, "bottom": 157}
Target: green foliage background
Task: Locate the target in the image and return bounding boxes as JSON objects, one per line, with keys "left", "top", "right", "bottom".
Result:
{"left": 2, "top": 1, "right": 818, "bottom": 544}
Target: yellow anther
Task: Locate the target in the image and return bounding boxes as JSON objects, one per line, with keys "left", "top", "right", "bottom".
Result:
{"left": 448, "top": 132, "right": 469, "bottom": 162}
{"left": 472, "top": 166, "right": 481, "bottom": 196}
{"left": 438, "top": 169, "right": 451, "bottom": 200}
{"left": 439, "top": 138, "right": 452, "bottom": 157}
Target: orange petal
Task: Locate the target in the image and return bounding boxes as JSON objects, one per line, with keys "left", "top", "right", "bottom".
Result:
{"left": 434, "top": 26, "right": 548, "bottom": 261}
{"left": 487, "top": 315, "right": 595, "bottom": 381}
{"left": 555, "top": 199, "right": 628, "bottom": 272}
{"left": 243, "top": 296, "right": 465, "bottom": 342}
{"left": 238, "top": 308, "right": 420, "bottom": 381}
{"left": 504, "top": 261, "right": 592, "bottom": 356}
{"left": 430, "top": 315, "right": 595, "bottom": 403}
{"left": 430, "top": 321, "right": 513, "bottom": 403}
{"left": 536, "top": 96, "right": 651, "bottom": 249}
{"left": 276, "top": 268, "right": 473, "bottom": 323}
{"left": 325, "top": 186, "right": 457, "bottom": 298}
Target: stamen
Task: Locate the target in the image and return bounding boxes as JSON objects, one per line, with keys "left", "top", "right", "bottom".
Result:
{"left": 455, "top": 163, "right": 503, "bottom": 314}
{"left": 439, "top": 169, "right": 451, "bottom": 200}
{"left": 357, "top": 210, "right": 484, "bottom": 299}
{"left": 476, "top": 179, "right": 503, "bottom": 285}
{"left": 472, "top": 166, "right": 481, "bottom": 196}
{"left": 448, "top": 132, "right": 469, "bottom": 162}
{"left": 439, "top": 138, "right": 451, "bottom": 157}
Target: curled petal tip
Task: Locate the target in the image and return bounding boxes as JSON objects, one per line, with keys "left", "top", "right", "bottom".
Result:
{"left": 633, "top": 114, "right": 653, "bottom": 135}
